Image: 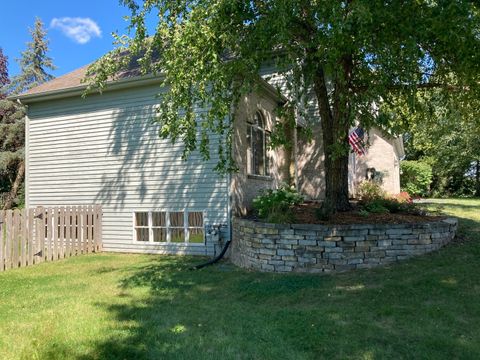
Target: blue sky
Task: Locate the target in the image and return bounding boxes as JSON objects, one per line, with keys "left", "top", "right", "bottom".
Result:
{"left": 0, "top": 1, "right": 156, "bottom": 78}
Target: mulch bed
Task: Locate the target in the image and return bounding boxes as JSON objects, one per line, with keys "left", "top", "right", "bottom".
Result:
{"left": 247, "top": 201, "right": 445, "bottom": 225}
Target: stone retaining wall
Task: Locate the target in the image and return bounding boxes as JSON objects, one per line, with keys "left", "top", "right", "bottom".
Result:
{"left": 230, "top": 217, "right": 458, "bottom": 273}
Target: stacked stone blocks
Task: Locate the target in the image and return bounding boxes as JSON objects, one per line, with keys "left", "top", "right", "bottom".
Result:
{"left": 230, "top": 218, "right": 458, "bottom": 273}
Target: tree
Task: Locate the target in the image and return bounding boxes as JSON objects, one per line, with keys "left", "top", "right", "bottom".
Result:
{"left": 0, "top": 17, "right": 56, "bottom": 209}
{"left": 87, "top": 1, "right": 480, "bottom": 215}
{"left": 0, "top": 50, "right": 25, "bottom": 209}
{"left": 402, "top": 91, "right": 480, "bottom": 197}
{"left": 400, "top": 160, "right": 433, "bottom": 197}
{"left": 7, "top": 17, "right": 56, "bottom": 95}
{"left": 0, "top": 98, "right": 25, "bottom": 209}
{"left": 0, "top": 48, "right": 9, "bottom": 98}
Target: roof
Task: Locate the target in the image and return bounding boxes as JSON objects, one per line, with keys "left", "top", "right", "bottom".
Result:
{"left": 20, "top": 65, "right": 90, "bottom": 97}
{"left": 12, "top": 60, "right": 286, "bottom": 105}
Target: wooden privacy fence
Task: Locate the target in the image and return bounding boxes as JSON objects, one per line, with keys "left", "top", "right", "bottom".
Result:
{"left": 0, "top": 205, "right": 102, "bottom": 272}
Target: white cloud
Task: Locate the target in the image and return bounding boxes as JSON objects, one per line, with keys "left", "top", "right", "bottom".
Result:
{"left": 50, "top": 17, "right": 101, "bottom": 44}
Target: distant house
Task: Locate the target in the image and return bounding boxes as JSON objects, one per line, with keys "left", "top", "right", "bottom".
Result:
{"left": 14, "top": 63, "right": 403, "bottom": 255}
{"left": 348, "top": 127, "right": 405, "bottom": 196}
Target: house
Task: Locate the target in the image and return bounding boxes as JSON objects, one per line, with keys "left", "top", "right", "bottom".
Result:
{"left": 15, "top": 63, "right": 404, "bottom": 256}
{"left": 348, "top": 127, "right": 405, "bottom": 196}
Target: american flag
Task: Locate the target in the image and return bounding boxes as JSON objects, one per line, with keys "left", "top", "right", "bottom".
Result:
{"left": 348, "top": 127, "right": 367, "bottom": 156}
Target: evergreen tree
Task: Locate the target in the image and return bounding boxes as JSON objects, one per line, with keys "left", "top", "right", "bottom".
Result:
{"left": 0, "top": 50, "right": 25, "bottom": 209}
{"left": 0, "top": 48, "right": 9, "bottom": 99}
{"left": 7, "top": 17, "right": 56, "bottom": 95}
{"left": 0, "top": 17, "right": 56, "bottom": 209}
{"left": 0, "top": 97, "right": 25, "bottom": 209}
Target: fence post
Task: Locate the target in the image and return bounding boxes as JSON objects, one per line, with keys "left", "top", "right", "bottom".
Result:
{"left": 27, "top": 208, "right": 34, "bottom": 266}
{"left": 21, "top": 209, "right": 27, "bottom": 267}
{"left": 13, "top": 210, "right": 20, "bottom": 268}
{"left": 35, "top": 207, "right": 45, "bottom": 263}
{"left": 52, "top": 207, "right": 59, "bottom": 261}
{"left": 58, "top": 207, "right": 65, "bottom": 259}
{"left": 81, "top": 206, "right": 87, "bottom": 254}
{"left": 73, "top": 206, "right": 79, "bottom": 256}
{"left": 95, "top": 205, "right": 103, "bottom": 252}
{"left": 66, "top": 206, "right": 71, "bottom": 258}
{"left": 88, "top": 206, "right": 94, "bottom": 253}
{"left": 0, "top": 211, "right": 4, "bottom": 271}
{"left": 5, "top": 211, "right": 12, "bottom": 270}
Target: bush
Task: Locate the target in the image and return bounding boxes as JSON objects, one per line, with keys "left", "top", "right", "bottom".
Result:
{"left": 356, "top": 181, "right": 386, "bottom": 203}
{"left": 390, "top": 191, "right": 413, "bottom": 204}
{"left": 252, "top": 185, "right": 304, "bottom": 223}
{"left": 401, "top": 161, "right": 433, "bottom": 197}
{"left": 358, "top": 187, "right": 418, "bottom": 215}
{"left": 360, "top": 193, "right": 419, "bottom": 215}
{"left": 363, "top": 199, "right": 390, "bottom": 214}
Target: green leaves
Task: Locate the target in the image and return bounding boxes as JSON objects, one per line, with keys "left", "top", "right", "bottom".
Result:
{"left": 84, "top": 0, "right": 480, "bottom": 189}
{"left": 252, "top": 185, "right": 304, "bottom": 223}
{"left": 400, "top": 160, "right": 433, "bottom": 197}
{"left": 6, "top": 17, "right": 56, "bottom": 95}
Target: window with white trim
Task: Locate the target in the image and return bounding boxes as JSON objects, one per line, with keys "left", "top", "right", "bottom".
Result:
{"left": 247, "top": 111, "right": 270, "bottom": 176}
{"left": 134, "top": 211, "right": 205, "bottom": 244}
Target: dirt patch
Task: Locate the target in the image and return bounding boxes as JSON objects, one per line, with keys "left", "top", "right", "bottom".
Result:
{"left": 246, "top": 201, "right": 444, "bottom": 225}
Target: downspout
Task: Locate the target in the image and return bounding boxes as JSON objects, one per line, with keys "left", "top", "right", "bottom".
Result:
{"left": 190, "top": 164, "right": 232, "bottom": 271}
{"left": 191, "top": 104, "right": 235, "bottom": 270}
{"left": 190, "top": 239, "right": 231, "bottom": 270}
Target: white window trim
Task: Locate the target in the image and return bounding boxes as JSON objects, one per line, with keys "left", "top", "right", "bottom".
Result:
{"left": 247, "top": 111, "right": 270, "bottom": 176}
{"left": 132, "top": 210, "right": 206, "bottom": 245}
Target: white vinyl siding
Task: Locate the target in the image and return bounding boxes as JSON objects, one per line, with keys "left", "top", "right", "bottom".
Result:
{"left": 26, "top": 83, "right": 229, "bottom": 255}
{"left": 259, "top": 63, "right": 320, "bottom": 126}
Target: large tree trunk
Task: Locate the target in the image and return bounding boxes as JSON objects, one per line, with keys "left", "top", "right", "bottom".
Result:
{"left": 3, "top": 161, "right": 25, "bottom": 210}
{"left": 311, "top": 61, "right": 352, "bottom": 217}
{"left": 320, "top": 125, "right": 351, "bottom": 215}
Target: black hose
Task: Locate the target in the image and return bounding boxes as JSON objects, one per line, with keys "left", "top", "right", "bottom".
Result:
{"left": 190, "top": 240, "right": 231, "bottom": 270}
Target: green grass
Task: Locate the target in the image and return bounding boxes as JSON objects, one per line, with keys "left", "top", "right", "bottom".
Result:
{"left": 0, "top": 199, "right": 479, "bottom": 360}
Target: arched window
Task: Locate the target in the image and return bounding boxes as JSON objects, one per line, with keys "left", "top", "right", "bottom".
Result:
{"left": 247, "top": 111, "right": 270, "bottom": 176}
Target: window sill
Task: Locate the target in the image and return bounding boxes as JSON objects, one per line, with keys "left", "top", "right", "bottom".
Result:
{"left": 133, "top": 241, "right": 206, "bottom": 247}
{"left": 247, "top": 174, "right": 273, "bottom": 181}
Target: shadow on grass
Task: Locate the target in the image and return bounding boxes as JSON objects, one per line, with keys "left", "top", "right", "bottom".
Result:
{"left": 30, "top": 202, "right": 480, "bottom": 360}
{"left": 73, "top": 243, "right": 480, "bottom": 359}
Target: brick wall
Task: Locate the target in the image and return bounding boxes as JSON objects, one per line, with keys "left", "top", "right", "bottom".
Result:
{"left": 231, "top": 218, "right": 458, "bottom": 273}
{"left": 231, "top": 92, "right": 291, "bottom": 216}
{"left": 350, "top": 127, "right": 402, "bottom": 195}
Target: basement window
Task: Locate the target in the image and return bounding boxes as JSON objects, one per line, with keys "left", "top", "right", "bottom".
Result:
{"left": 133, "top": 211, "right": 205, "bottom": 244}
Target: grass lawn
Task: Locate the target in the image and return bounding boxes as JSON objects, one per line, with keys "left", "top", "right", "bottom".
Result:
{"left": 0, "top": 199, "right": 479, "bottom": 360}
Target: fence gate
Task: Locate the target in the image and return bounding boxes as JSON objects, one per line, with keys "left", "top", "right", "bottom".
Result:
{"left": 0, "top": 205, "right": 102, "bottom": 272}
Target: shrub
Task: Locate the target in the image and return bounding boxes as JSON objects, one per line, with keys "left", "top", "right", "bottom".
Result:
{"left": 252, "top": 185, "right": 304, "bottom": 223}
{"left": 401, "top": 161, "right": 433, "bottom": 197}
{"left": 356, "top": 181, "right": 386, "bottom": 203}
{"left": 363, "top": 199, "right": 390, "bottom": 214}
{"left": 354, "top": 182, "right": 419, "bottom": 216}
{"left": 380, "top": 197, "right": 415, "bottom": 214}
{"left": 390, "top": 191, "right": 413, "bottom": 204}
{"left": 359, "top": 209, "right": 370, "bottom": 217}
{"left": 359, "top": 189, "right": 418, "bottom": 215}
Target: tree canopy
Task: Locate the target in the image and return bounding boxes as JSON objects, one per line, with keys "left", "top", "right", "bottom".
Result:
{"left": 87, "top": 0, "right": 480, "bottom": 215}
{"left": 0, "top": 48, "right": 9, "bottom": 99}
{"left": 0, "top": 17, "right": 56, "bottom": 209}
{"left": 7, "top": 17, "right": 56, "bottom": 95}
{"left": 403, "top": 90, "right": 480, "bottom": 197}
{"left": 0, "top": 50, "right": 25, "bottom": 209}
